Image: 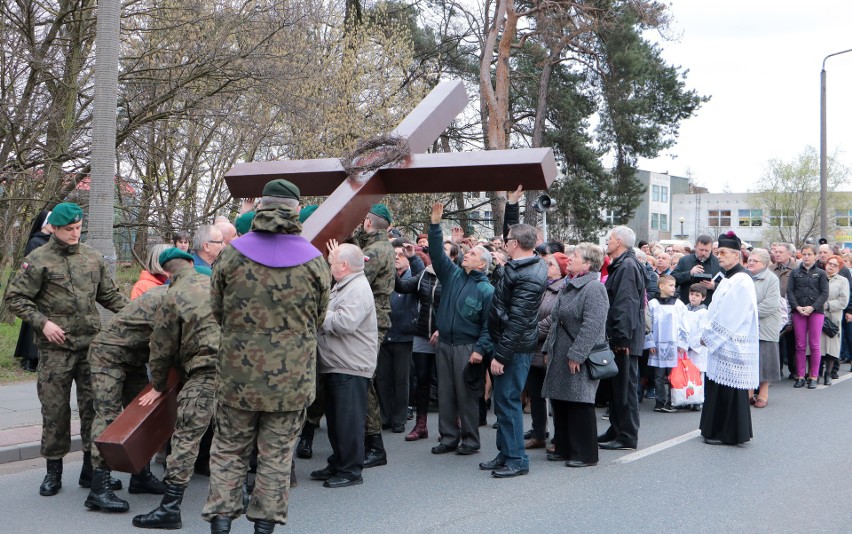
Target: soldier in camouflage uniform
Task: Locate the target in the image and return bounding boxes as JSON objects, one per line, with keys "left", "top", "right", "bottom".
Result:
{"left": 4, "top": 203, "right": 128, "bottom": 497}
{"left": 131, "top": 248, "right": 220, "bottom": 530}
{"left": 354, "top": 204, "right": 395, "bottom": 468}
{"left": 202, "top": 179, "right": 330, "bottom": 534}
{"left": 84, "top": 285, "right": 169, "bottom": 513}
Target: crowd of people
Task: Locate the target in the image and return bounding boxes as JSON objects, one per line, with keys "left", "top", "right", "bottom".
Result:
{"left": 6, "top": 181, "right": 851, "bottom": 533}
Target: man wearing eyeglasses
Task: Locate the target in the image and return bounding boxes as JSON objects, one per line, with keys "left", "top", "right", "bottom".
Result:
{"left": 191, "top": 224, "right": 226, "bottom": 272}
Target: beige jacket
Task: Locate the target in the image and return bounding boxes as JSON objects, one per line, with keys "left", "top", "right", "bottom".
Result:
{"left": 318, "top": 271, "right": 378, "bottom": 378}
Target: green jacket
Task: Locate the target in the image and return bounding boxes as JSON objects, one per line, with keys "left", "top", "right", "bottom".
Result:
{"left": 211, "top": 205, "right": 330, "bottom": 412}
{"left": 5, "top": 235, "right": 127, "bottom": 351}
{"left": 92, "top": 285, "right": 168, "bottom": 366}
{"left": 427, "top": 224, "right": 494, "bottom": 355}
{"left": 355, "top": 228, "right": 394, "bottom": 336}
{"left": 149, "top": 266, "right": 219, "bottom": 392}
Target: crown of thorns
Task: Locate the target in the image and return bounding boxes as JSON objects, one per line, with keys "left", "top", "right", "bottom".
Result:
{"left": 340, "top": 135, "right": 411, "bottom": 176}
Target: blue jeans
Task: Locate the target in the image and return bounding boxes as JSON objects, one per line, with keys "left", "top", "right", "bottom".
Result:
{"left": 492, "top": 353, "right": 532, "bottom": 469}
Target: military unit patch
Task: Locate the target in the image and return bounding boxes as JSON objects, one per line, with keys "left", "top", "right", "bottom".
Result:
{"left": 21, "top": 262, "right": 29, "bottom": 270}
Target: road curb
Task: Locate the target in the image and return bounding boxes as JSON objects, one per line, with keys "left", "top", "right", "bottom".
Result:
{"left": 0, "top": 435, "right": 81, "bottom": 464}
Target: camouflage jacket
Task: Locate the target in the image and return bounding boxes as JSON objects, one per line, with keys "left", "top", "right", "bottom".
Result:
{"left": 91, "top": 285, "right": 168, "bottom": 366}
{"left": 211, "top": 205, "right": 330, "bottom": 412}
{"left": 5, "top": 235, "right": 128, "bottom": 351}
{"left": 148, "top": 266, "right": 219, "bottom": 392}
{"left": 354, "top": 228, "right": 394, "bottom": 335}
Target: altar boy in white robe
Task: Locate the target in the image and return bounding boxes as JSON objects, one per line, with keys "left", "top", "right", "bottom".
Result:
{"left": 645, "top": 274, "right": 689, "bottom": 413}
{"left": 699, "top": 231, "right": 759, "bottom": 446}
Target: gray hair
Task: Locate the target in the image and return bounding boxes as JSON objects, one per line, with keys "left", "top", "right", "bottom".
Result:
{"left": 258, "top": 196, "right": 299, "bottom": 210}
{"left": 610, "top": 226, "right": 636, "bottom": 249}
{"left": 575, "top": 242, "right": 604, "bottom": 272}
{"left": 750, "top": 247, "right": 771, "bottom": 266}
{"left": 508, "top": 223, "right": 537, "bottom": 250}
{"left": 193, "top": 225, "right": 219, "bottom": 251}
{"left": 145, "top": 244, "right": 171, "bottom": 275}
{"left": 779, "top": 242, "right": 795, "bottom": 254}
{"left": 474, "top": 246, "right": 492, "bottom": 273}
{"left": 336, "top": 243, "right": 364, "bottom": 272}
{"left": 634, "top": 248, "right": 647, "bottom": 262}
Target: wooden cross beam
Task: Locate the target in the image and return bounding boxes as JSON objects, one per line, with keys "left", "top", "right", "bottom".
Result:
{"left": 224, "top": 79, "right": 558, "bottom": 247}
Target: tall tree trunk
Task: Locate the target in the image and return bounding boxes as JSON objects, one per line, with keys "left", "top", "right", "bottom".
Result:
{"left": 89, "top": 0, "right": 121, "bottom": 312}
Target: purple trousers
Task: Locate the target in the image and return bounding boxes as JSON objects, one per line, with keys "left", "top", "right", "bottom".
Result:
{"left": 792, "top": 311, "right": 824, "bottom": 378}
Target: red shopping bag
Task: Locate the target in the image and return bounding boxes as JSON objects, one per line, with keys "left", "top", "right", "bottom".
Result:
{"left": 670, "top": 354, "right": 704, "bottom": 407}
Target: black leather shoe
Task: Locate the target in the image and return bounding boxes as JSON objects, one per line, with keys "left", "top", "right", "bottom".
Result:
{"left": 323, "top": 476, "right": 363, "bottom": 488}
{"left": 392, "top": 424, "right": 406, "bottom": 433}
{"left": 597, "top": 432, "right": 613, "bottom": 443}
{"left": 491, "top": 465, "right": 529, "bottom": 478}
{"left": 309, "top": 466, "right": 337, "bottom": 481}
{"left": 40, "top": 458, "right": 63, "bottom": 496}
{"left": 831, "top": 370, "right": 840, "bottom": 380}
{"left": 479, "top": 456, "right": 506, "bottom": 470}
{"left": 565, "top": 460, "right": 597, "bottom": 468}
{"left": 807, "top": 378, "right": 817, "bottom": 389}
{"left": 598, "top": 440, "right": 636, "bottom": 451}
{"left": 129, "top": 464, "right": 166, "bottom": 494}
{"left": 431, "top": 443, "right": 457, "bottom": 454}
{"left": 363, "top": 434, "right": 387, "bottom": 468}
{"left": 210, "top": 516, "right": 232, "bottom": 533}
{"left": 455, "top": 445, "right": 479, "bottom": 455}
{"left": 546, "top": 452, "right": 566, "bottom": 462}
{"left": 296, "top": 437, "right": 313, "bottom": 459}
{"left": 793, "top": 378, "right": 806, "bottom": 388}
{"left": 703, "top": 437, "right": 725, "bottom": 446}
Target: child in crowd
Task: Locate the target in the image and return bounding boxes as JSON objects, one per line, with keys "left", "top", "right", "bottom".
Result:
{"left": 645, "top": 274, "right": 689, "bottom": 413}
{"left": 684, "top": 284, "right": 708, "bottom": 372}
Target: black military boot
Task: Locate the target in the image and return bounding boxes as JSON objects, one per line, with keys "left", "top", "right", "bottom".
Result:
{"left": 132, "top": 483, "right": 185, "bottom": 529}
{"left": 254, "top": 519, "right": 276, "bottom": 533}
{"left": 40, "top": 458, "right": 63, "bottom": 496}
{"left": 296, "top": 422, "right": 315, "bottom": 459}
{"left": 84, "top": 468, "right": 129, "bottom": 512}
{"left": 129, "top": 463, "right": 166, "bottom": 494}
{"left": 363, "top": 433, "right": 387, "bottom": 468}
{"left": 210, "top": 516, "right": 232, "bottom": 533}
{"left": 79, "top": 451, "right": 122, "bottom": 490}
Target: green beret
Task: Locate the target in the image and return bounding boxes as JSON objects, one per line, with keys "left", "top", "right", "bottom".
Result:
{"left": 369, "top": 203, "right": 392, "bottom": 223}
{"left": 262, "top": 179, "right": 300, "bottom": 200}
{"left": 299, "top": 205, "right": 318, "bottom": 223}
{"left": 158, "top": 247, "right": 194, "bottom": 267}
{"left": 47, "top": 203, "right": 83, "bottom": 227}
{"left": 235, "top": 211, "right": 255, "bottom": 235}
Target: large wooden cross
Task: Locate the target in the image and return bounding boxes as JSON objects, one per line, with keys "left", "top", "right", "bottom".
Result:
{"left": 224, "top": 79, "right": 558, "bottom": 246}
{"left": 95, "top": 80, "right": 558, "bottom": 472}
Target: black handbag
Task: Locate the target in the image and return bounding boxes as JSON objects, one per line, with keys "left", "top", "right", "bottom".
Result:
{"left": 586, "top": 342, "right": 619, "bottom": 380}
{"left": 823, "top": 316, "right": 840, "bottom": 338}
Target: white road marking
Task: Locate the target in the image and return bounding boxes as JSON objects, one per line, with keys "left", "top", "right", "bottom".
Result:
{"left": 613, "top": 430, "right": 701, "bottom": 464}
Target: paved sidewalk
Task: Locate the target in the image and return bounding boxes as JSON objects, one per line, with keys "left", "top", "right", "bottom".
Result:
{"left": 0, "top": 379, "right": 82, "bottom": 464}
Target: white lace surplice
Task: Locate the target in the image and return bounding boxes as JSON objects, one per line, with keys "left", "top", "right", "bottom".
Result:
{"left": 647, "top": 299, "right": 689, "bottom": 369}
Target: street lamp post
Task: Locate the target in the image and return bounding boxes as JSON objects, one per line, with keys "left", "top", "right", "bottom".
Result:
{"left": 820, "top": 48, "right": 852, "bottom": 240}
{"left": 679, "top": 216, "right": 685, "bottom": 238}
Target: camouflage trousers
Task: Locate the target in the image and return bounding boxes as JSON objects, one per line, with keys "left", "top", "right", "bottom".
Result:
{"left": 88, "top": 343, "right": 149, "bottom": 470}
{"left": 365, "top": 332, "right": 386, "bottom": 435}
{"left": 202, "top": 403, "right": 305, "bottom": 525}
{"left": 37, "top": 347, "right": 94, "bottom": 459}
{"left": 164, "top": 370, "right": 216, "bottom": 486}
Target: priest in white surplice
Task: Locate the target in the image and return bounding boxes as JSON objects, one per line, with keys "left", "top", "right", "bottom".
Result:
{"left": 699, "top": 231, "right": 759, "bottom": 445}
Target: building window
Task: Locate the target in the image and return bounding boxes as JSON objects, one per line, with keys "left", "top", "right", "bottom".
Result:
{"left": 484, "top": 211, "right": 492, "bottom": 221}
{"left": 651, "top": 213, "right": 659, "bottom": 229}
{"left": 708, "top": 210, "right": 731, "bottom": 227}
{"left": 661, "top": 186, "right": 668, "bottom": 203}
{"left": 604, "top": 210, "right": 617, "bottom": 225}
{"left": 836, "top": 210, "right": 852, "bottom": 227}
{"left": 769, "top": 209, "right": 793, "bottom": 227}
{"left": 660, "top": 214, "right": 668, "bottom": 231}
{"left": 738, "top": 209, "right": 763, "bottom": 227}
{"left": 651, "top": 185, "right": 660, "bottom": 202}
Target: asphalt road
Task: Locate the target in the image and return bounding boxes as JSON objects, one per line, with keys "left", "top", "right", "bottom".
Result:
{"left": 1, "top": 372, "right": 850, "bottom": 534}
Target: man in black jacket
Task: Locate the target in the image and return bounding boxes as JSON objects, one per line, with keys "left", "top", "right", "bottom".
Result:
{"left": 599, "top": 226, "right": 645, "bottom": 451}
{"left": 479, "top": 223, "right": 548, "bottom": 478}
{"left": 671, "top": 235, "right": 722, "bottom": 305}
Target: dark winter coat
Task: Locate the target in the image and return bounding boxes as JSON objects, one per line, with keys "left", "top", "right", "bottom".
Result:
{"left": 604, "top": 248, "right": 646, "bottom": 356}
{"left": 787, "top": 262, "right": 829, "bottom": 314}
{"left": 488, "top": 255, "right": 548, "bottom": 365}
{"left": 395, "top": 259, "right": 442, "bottom": 339}
{"left": 385, "top": 267, "right": 419, "bottom": 343}
{"left": 671, "top": 252, "right": 722, "bottom": 304}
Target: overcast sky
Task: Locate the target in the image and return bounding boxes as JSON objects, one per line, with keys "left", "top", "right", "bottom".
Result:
{"left": 636, "top": 1, "right": 852, "bottom": 193}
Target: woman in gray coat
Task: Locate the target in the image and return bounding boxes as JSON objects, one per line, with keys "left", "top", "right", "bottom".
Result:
{"left": 746, "top": 248, "right": 781, "bottom": 407}
{"left": 541, "top": 243, "right": 609, "bottom": 467}
{"left": 820, "top": 255, "right": 849, "bottom": 385}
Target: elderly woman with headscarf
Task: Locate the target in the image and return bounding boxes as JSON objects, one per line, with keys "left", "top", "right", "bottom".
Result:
{"left": 745, "top": 248, "right": 781, "bottom": 408}
{"left": 819, "top": 255, "right": 849, "bottom": 386}
{"left": 700, "top": 231, "right": 759, "bottom": 445}
{"left": 524, "top": 252, "right": 570, "bottom": 450}
{"left": 541, "top": 244, "right": 609, "bottom": 467}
